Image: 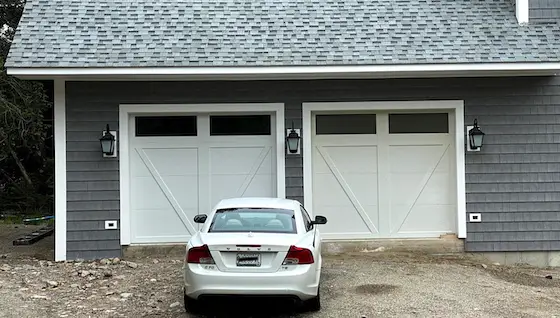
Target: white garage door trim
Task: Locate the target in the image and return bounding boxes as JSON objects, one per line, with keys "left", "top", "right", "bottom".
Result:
{"left": 118, "top": 103, "right": 285, "bottom": 245}
{"left": 302, "top": 100, "right": 466, "bottom": 239}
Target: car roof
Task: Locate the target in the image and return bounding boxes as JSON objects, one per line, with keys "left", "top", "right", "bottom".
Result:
{"left": 213, "top": 197, "right": 299, "bottom": 211}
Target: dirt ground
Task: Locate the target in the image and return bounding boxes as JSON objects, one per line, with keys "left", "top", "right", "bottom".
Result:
{"left": 1, "top": 224, "right": 560, "bottom": 318}
{"left": 0, "top": 224, "right": 54, "bottom": 261}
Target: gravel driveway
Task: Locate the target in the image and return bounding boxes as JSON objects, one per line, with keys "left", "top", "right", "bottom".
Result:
{"left": 1, "top": 225, "right": 560, "bottom": 317}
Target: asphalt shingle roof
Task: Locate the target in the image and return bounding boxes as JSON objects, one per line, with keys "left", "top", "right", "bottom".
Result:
{"left": 5, "top": 0, "right": 560, "bottom": 68}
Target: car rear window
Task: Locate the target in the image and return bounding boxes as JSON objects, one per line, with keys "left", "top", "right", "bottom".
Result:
{"left": 208, "top": 208, "right": 297, "bottom": 234}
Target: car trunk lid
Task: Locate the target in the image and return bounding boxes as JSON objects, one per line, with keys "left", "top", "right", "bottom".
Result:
{"left": 200, "top": 233, "right": 301, "bottom": 273}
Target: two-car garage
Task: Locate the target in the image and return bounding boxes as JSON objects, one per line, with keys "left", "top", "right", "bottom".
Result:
{"left": 124, "top": 101, "right": 463, "bottom": 245}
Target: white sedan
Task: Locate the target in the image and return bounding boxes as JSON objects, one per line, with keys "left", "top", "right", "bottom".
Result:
{"left": 182, "top": 197, "right": 328, "bottom": 314}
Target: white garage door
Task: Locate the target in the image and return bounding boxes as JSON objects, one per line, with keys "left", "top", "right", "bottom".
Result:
{"left": 312, "top": 111, "right": 456, "bottom": 239}
{"left": 129, "top": 114, "right": 276, "bottom": 243}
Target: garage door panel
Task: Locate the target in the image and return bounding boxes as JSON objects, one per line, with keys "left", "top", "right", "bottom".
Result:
{"left": 312, "top": 173, "right": 352, "bottom": 204}
{"left": 210, "top": 175, "right": 249, "bottom": 203}
{"left": 415, "top": 174, "right": 454, "bottom": 205}
{"left": 393, "top": 204, "right": 455, "bottom": 235}
{"left": 390, "top": 173, "right": 452, "bottom": 203}
{"left": 316, "top": 205, "right": 376, "bottom": 235}
{"left": 387, "top": 135, "right": 449, "bottom": 144}
{"left": 131, "top": 208, "right": 195, "bottom": 243}
{"left": 313, "top": 173, "right": 378, "bottom": 207}
{"left": 138, "top": 148, "right": 199, "bottom": 176}
{"left": 388, "top": 173, "right": 424, "bottom": 204}
{"left": 160, "top": 176, "right": 200, "bottom": 209}
{"left": 130, "top": 177, "right": 171, "bottom": 210}
{"left": 339, "top": 174, "right": 379, "bottom": 207}
{"left": 130, "top": 153, "right": 151, "bottom": 177}
{"left": 313, "top": 144, "right": 379, "bottom": 234}
{"left": 209, "top": 145, "right": 275, "bottom": 207}
{"left": 388, "top": 141, "right": 453, "bottom": 236}
{"left": 209, "top": 146, "right": 273, "bottom": 175}
{"left": 210, "top": 174, "right": 274, "bottom": 204}
{"left": 313, "top": 135, "right": 378, "bottom": 145}
{"left": 314, "top": 145, "right": 378, "bottom": 174}
{"left": 389, "top": 145, "right": 449, "bottom": 173}
{"left": 131, "top": 148, "right": 199, "bottom": 177}
{"left": 239, "top": 174, "right": 275, "bottom": 197}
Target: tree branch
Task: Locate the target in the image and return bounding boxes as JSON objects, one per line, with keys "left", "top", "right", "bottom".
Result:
{"left": 9, "top": 147, "right": 32, "bottom": 185}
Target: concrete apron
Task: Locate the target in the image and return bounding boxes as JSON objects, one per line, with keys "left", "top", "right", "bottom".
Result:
{"left": 122, "top": 235, "right": 560, "bottom": 267}
{"left": 321, "top": 236, "right": 464, "bottom": 255}
{"left": 476, "top": 251, "right": 560, "bottom": 268}
{"left": 122, "top": 234, "right": 464, "bottom": 259}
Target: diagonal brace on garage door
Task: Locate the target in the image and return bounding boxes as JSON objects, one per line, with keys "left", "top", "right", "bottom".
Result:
{"left": 393, "top": 143, "right": 450, "bottom": 234}
{"left": 235, "top": 146, "right": 272, "bottom": 197}
{"left": 136, "top": 148, "right": 197, "bottom": 234}
{"left": 316, "top": 146, "right": 379, "bottom": 234}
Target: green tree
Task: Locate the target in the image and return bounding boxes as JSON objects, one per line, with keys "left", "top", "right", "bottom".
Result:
{"left": 0, "top": 0, "right": 53, "bottom": 216}
{"left": 0, "top": 1, "right": 24, "bottom": 54}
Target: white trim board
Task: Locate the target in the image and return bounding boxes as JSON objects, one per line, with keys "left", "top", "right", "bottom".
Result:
{"left": 302, "top": 100, "right": 467, "bottom": 239}
{"left": 54, "top": 79, "right": 67, "bottom": 261}
{"left": 516, "top": 0, "right": 529, "bottom": 25}
{"left": 118, "top": 103, "right": 286, "bottom": 245}
{"left": 7, "top": 62, "right": 560, "bottom": 80}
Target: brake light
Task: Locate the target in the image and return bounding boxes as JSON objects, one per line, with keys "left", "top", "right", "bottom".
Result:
{"left": 186, "top": 244, "right": 215, "bottom": 264}
{"left": 282, "top": 245, "right": 314, "bottom": 265}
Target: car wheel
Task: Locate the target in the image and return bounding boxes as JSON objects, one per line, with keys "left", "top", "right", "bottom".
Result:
{"left": 302, "top": 286, "right": 321, "bottom": 312}
{"left": 183, "top": 293, "right": 201, "bottom": 314}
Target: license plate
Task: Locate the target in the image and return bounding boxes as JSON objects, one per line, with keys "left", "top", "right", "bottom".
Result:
{"left": 236, "top": 253, "right": 261, "bottom": 267}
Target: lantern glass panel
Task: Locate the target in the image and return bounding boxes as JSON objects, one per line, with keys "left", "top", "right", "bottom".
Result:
{"left": 472, "top": 134, "right": 484, "bottom": 148}
{"left": 100, "top": 134, "right": 115, "bottom": 154}
{"left": 286, "top": 134, "right": 300, "bottom": 153}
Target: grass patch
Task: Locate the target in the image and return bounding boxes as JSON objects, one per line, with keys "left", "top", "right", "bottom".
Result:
{"left": 0, "top": 212, "right": 54, "bottom": 225}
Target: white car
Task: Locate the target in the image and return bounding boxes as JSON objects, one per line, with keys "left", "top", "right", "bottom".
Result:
{"left": 182, "top": 197, "right": 328, "bottom": 314}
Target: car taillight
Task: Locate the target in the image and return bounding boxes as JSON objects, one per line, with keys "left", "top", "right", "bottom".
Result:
{"left": 186, "top": 244, "right": 215, "bottom": 264}
{"left": 282, "top": 245, "right": 314, "bottom": 265}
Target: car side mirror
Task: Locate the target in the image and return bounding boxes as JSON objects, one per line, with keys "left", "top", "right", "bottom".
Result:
{"left": 193, "top": 214, "right": 207, "bottom": 224}
{"left": 311, "top": 215, "right": 327, "bottom": 225}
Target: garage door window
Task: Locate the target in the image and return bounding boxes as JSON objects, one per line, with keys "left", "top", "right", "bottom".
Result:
{"left": 210, "top": 115, "right": 271, "bottom": 135}
{"left": 389, "top": 113, "right": 448, "bottom": 134}
{"left": 315, "top": 114, "right": 376, "bottom": 135}
{"left": 135, "top": 116, "right": 197, "bottom": 136}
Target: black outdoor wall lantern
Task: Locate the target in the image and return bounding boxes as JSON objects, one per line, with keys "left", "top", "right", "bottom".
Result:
{"left": 468, "top": 119, "right": 485, "bottom": 151}
{"left": 99, "top": 124, "right": 117, "bottom": 157}
{"left": 286, "top": 122, "right": 301, "bottom": 154}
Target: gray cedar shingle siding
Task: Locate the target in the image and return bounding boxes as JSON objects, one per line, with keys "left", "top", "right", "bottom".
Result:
{"left": 66, "top": 76, "right": 560, "bottom": 259}
{"left": 530, "top": 0, "right": 560, "bottom": 23}
{"left": 285, "top": 102, "right": 304, "bottom": 204}
{"left": 6, "top": 0, "right": 560, "bottom": 68}
{"left": 66, "top": 90, "right": 121, "bottom": 260}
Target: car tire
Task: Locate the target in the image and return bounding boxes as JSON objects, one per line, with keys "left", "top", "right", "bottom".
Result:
{"left": 184, "top": 293, "right": 201, "bottom": 314}
{"left": 302, "top": 286, "right": 321, "bottom": 312}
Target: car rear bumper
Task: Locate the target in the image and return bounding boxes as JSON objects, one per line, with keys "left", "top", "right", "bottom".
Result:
{"left": 183, "top": 263, "right": 320, "bottom": 301}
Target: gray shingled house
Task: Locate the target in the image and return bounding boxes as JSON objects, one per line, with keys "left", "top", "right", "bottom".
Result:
{"left": 5, "top": 0, "right": 560, "bottom": 265}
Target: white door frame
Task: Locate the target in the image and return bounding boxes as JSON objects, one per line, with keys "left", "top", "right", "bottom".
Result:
{"left": 302, "top": 100, "right": 467, "bottom": 238}
{"left": 118, "top": 103, "right": 286, "bottom": 245}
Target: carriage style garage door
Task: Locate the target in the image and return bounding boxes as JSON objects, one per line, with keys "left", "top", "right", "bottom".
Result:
{"left": 312, "top": 111, "right": 457, "bottom": 239}
{"left": 129, "top": 114, "right": 276, "bottom": 243}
